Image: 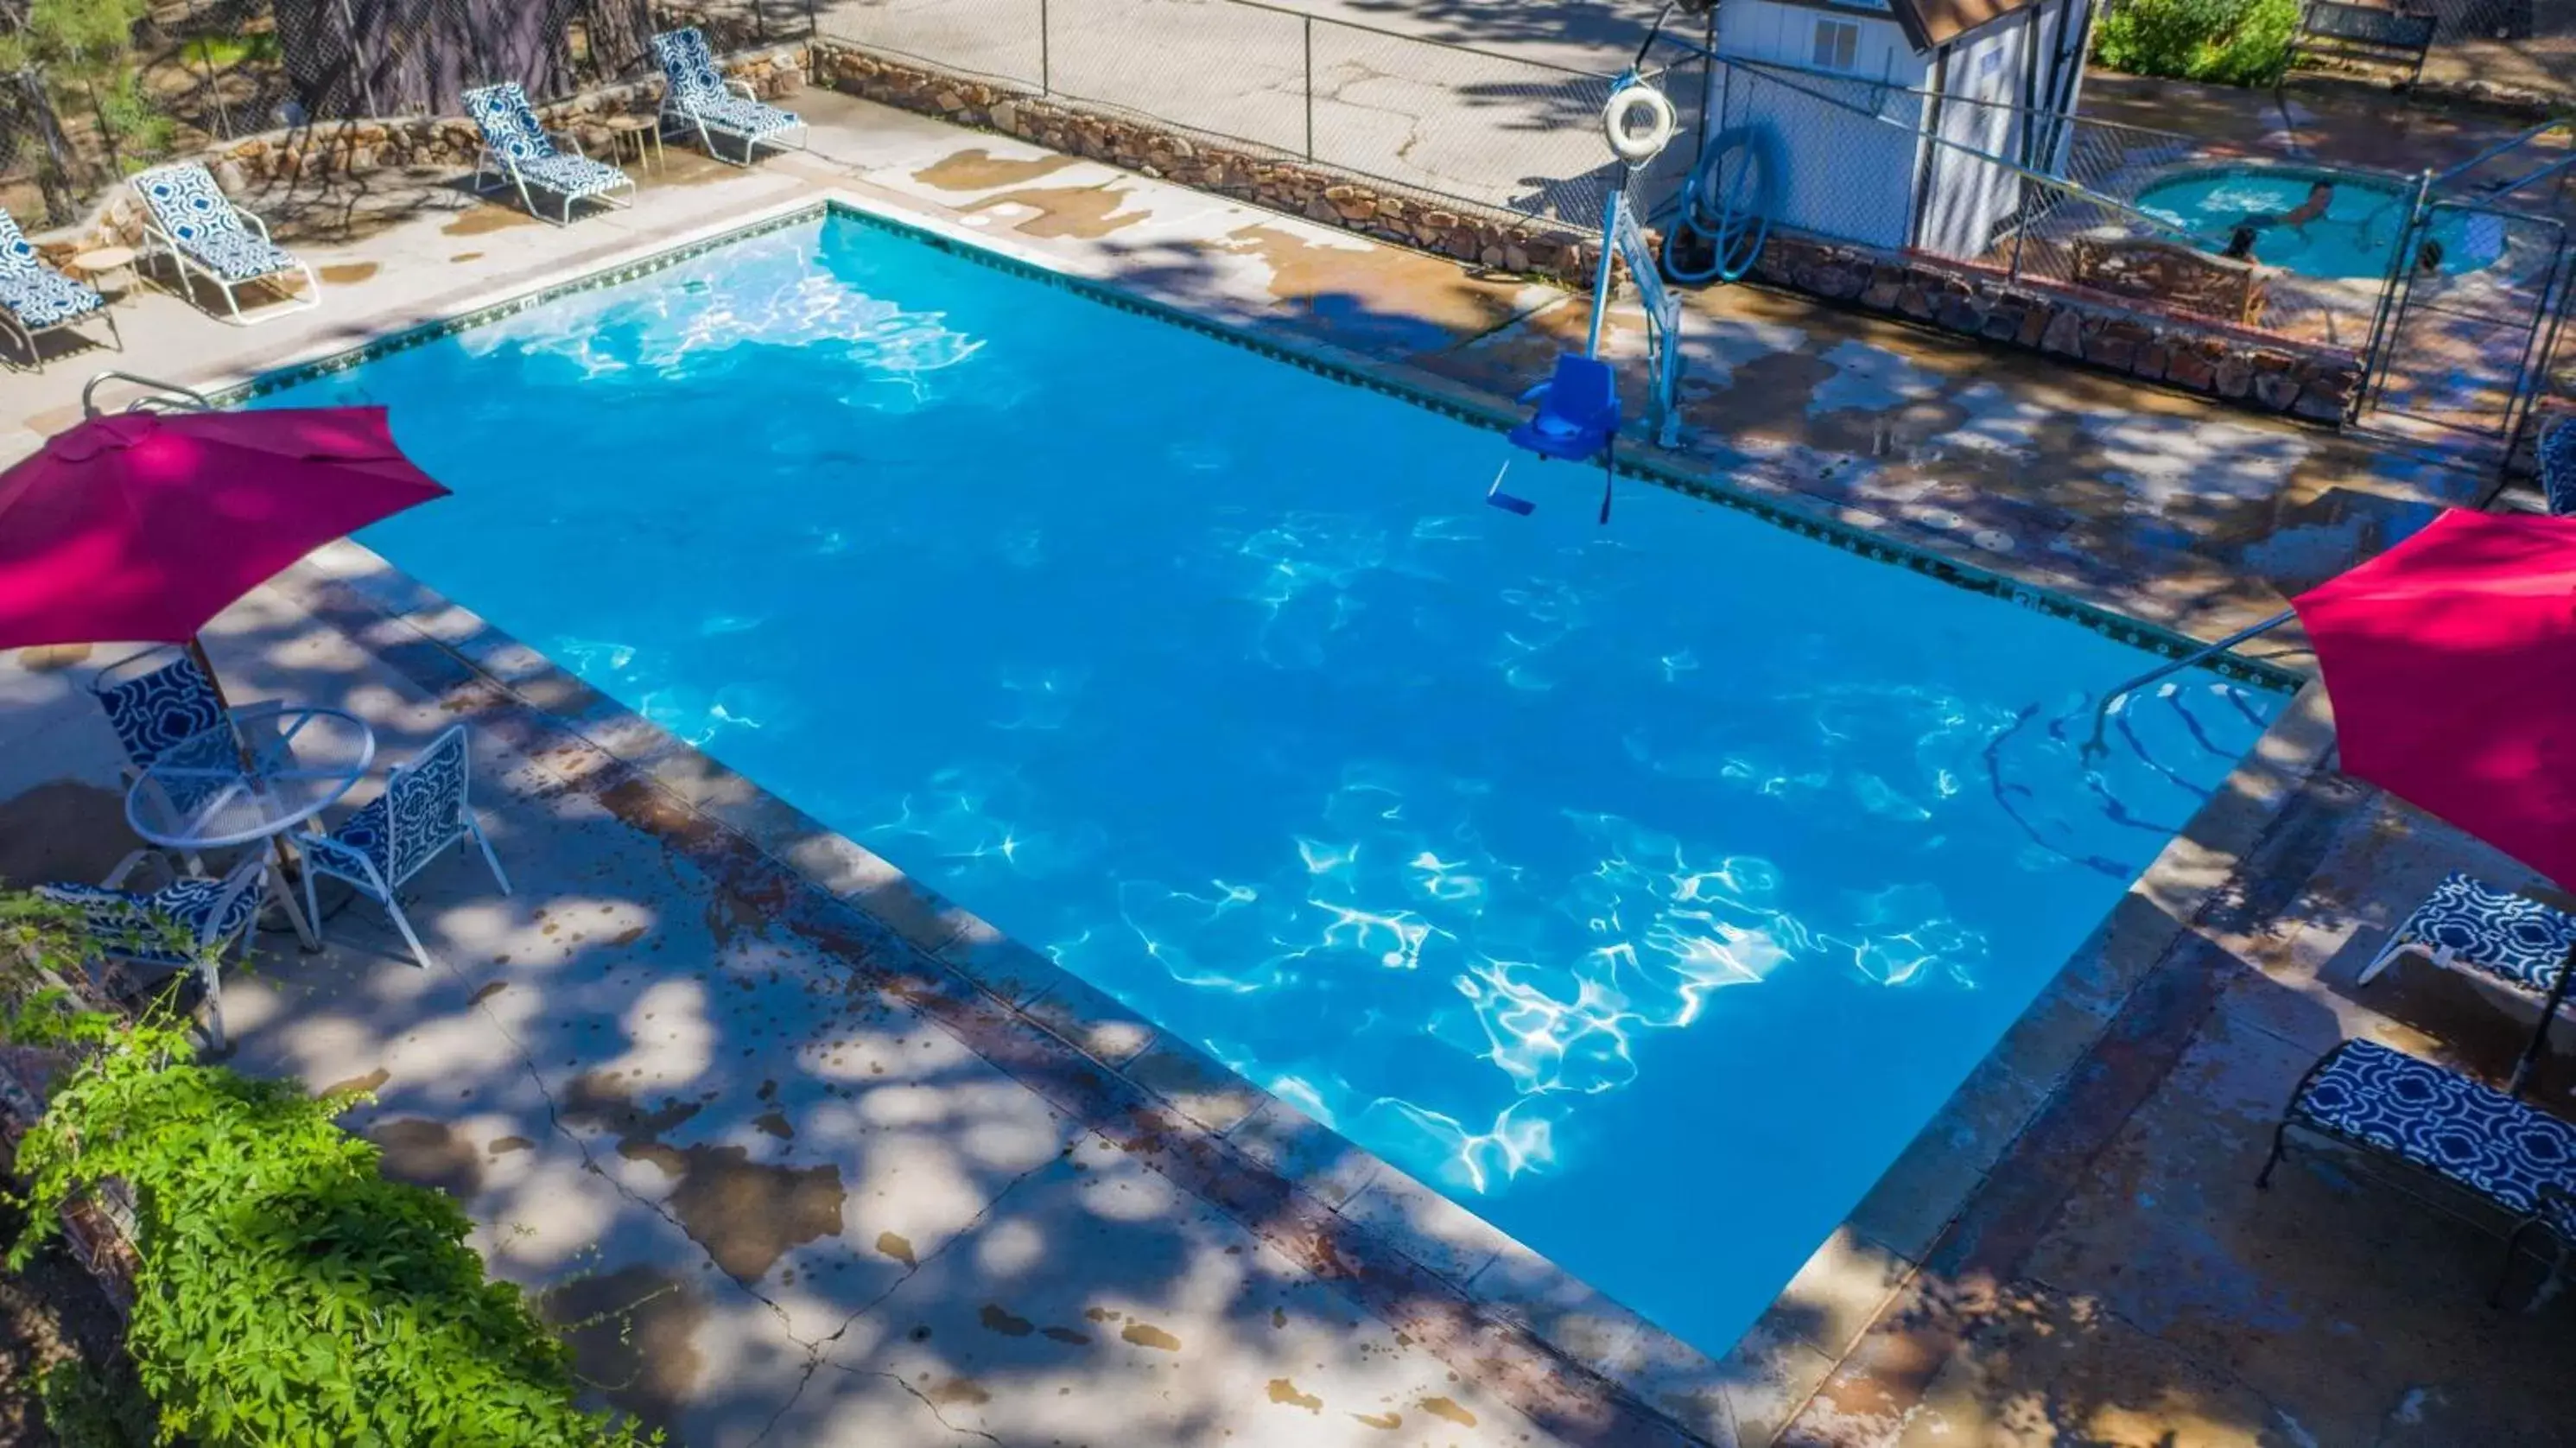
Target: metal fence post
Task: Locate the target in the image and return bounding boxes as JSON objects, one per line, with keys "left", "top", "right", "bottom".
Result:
{"left": 1302, "top": 14, "right": 1314, "bottom": 161}
{"left": 1040, "top": 0, "right": 1051, "bottom": 95}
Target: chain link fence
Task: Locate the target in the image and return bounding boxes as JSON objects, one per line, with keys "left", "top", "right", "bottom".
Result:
{"left": 1711, "top": 54, "right": 2412, "bottom": 352}
{"left": 2, "top": 0, "right": 819, "bottom": 226}
{"left": 815, "top": 0, "right": 1703, "bottom": 231}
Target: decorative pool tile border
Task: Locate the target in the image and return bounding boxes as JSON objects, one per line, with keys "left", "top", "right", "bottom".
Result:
{"left": 213, "top": 194, "right": 2305, "bottom": 696}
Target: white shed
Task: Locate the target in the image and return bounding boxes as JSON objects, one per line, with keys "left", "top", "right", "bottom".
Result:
{"left": 1706, "top": 0, "right": 2094, "bottom": 258}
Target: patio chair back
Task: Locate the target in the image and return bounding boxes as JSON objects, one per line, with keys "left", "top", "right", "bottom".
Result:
{"left": 92, "top": 646, "right": 225, "bottom": 774}
{"left": 376, "top": 725, "right": 476, "bottom": 886}
{"left": 132, "top": 163, "right": 249, "bottom": 247}
{"left": 463, "top": 84, "right": 554, "bottom": 163}
{"left": 0, "top": 209, "right": 43, "bottom": 284}
{"left": 651, "top": 28, "right": 729, "bottom": 111}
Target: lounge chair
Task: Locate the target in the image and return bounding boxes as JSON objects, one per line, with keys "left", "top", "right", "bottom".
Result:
{"left": 39, "top": 852, "right": 268, "bottom": 1051}
{"left": 2260, "top": 1038, "right": 2576, "bottom": 1305}
{"left": 0, "top": 208, "right": 119, "bottom": 367}
{"left": 129, "top": 162, "right": 322, "bottom": 323}
{"left": 2361, "top": 873, "right": 2576, "bottom": 996}
{"left": 2539, "top": 415, "right": 2576, "bottom": 517}
{"left": 464, "top": 83, "right": 637, "bottom": 225}
{"left": 300, "top": 725, "right": 510, "bottom": 969}
{"left": 651, "top": 27, "right": 807, "bottom": 165}
{"left": 2361, "top": 873, "right": 2576, "bottom": 1090}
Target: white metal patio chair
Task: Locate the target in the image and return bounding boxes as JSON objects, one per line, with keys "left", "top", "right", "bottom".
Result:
{"left": 38, "top": 852, "right": 268, "bottom": 1051}
{"left": 128, "top": 162, "right": 322, "bottom": 324}
{"left": 463, "top": 83, "right": 637, "bottom": 225}
{"left": 651, "top": 28, "right": 807, "bottom": 166}
{"left": 299, "top": 725, "right": 510, "bottom": 970}
{"left": 0, "top": 207, "right": 119, "bottom": 368}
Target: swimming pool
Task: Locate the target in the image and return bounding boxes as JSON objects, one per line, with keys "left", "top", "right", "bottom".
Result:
{"left": 2135, "top": 166, "right": 2503, "bottom": 280}
{"left": 262, "top": 210, "right": 2278, "bottom": 1360}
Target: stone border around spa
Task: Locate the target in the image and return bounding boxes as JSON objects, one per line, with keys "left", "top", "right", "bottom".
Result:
{"left": 165, "top": 194, "right": 2343, "bottom": 1444}
{"left": 206, "top": 194, "right": 2309, "bottom": 695}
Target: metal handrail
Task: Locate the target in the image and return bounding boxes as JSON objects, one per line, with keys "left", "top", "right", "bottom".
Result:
{"left": 2079, "top": 608, "right": 2297, "bottom": 760}
{"left": 2427, "top": 118, "right": 2573, "bottom": 194}
{"left": 80, "top": 372, "right": 214, "bottom": 418}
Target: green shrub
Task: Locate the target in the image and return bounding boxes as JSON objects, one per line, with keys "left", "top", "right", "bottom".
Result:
{"left": 2094, "top": 0, "right": 2300, "bottom": 87}
{"left": 0, "top": 892, "right": 653, "bottom": 1447}
{"left": 38, "top": 1359, "right": 153, "bottom": 1448}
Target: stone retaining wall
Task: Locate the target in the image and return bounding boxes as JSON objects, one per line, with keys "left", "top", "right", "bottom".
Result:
{"left": 808, "top": 38, "right": 2358, "bottom": 423}
{"left": 805, "top": 39, "right": 1606, "bottom": 288}
{"left": 1746, "top": 232, "right": 2363, "bottom": 422}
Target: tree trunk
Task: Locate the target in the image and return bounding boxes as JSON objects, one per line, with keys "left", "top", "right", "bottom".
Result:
{"left": 583, "top": 0, "right": 655, "bottom": 82}
{"left": 14, "top": 67, "right": 80, "bottom": 223}
{"left": 276, "top": 0, "right": 587, "bottom": 118}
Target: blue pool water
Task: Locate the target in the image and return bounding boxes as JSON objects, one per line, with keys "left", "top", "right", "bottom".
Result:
{"left": 266, "top": 212, "right": 2277, "bottom": 1356}
{"left": 2136, "top": 167, "right": 2504, "bottom": 280}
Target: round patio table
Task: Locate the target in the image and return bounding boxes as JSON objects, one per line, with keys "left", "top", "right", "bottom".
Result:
{"left": 124, "top": 703, "right": 376, "bottom": 949}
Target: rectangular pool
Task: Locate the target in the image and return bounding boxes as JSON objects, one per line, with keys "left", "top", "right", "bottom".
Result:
{"left": 263, "top": 210, "right": 2278, "bottom": 1359}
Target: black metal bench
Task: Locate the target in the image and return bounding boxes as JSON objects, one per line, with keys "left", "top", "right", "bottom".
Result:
{"left": 2290, "top": 1, "right": 2438, "bottom": 85}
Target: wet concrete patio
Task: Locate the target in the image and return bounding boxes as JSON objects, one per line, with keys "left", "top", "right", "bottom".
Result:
{"left": 3, "top": 79, "right": 2573, "bottom": 1448}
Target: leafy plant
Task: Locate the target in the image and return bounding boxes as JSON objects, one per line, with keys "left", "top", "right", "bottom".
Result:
{"left": 38, "top": 1358, "right": 153, "bottom": 1448}
{"left": 2093, "top": 0, "right": 2300, "bottom": 88}
{"left": 0, "top": 0, "right": 172, "bottom": 195}
{"left": 0, "top": 889, "right": 654, "bottom": 1447}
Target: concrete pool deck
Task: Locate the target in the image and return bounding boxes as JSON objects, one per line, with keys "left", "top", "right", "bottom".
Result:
{"left": 3, "top": 86, "right": 2573, "bottom": 1447}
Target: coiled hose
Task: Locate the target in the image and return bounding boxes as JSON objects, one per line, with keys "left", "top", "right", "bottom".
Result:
{"left": 1662, "top": 124, "right": 1777, "bottom": 286}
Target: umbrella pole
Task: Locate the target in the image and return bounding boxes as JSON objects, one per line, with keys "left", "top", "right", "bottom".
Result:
{"left": 187, "top": 636, "right": 324, "bottom": 954}
{"left": 2506, "top": 942, "right": 2576, "bottom": 1097}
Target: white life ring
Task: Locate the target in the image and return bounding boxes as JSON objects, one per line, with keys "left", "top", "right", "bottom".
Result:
{"left": 1602, "top": 82, "right": 1678, "bottom": 164}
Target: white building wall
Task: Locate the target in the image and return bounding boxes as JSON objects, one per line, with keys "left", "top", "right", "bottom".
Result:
{"left": 1914, "top": 14, "right": 2030, "bottom": 257}
{"left": 1711, "top": 0, "right": 1932, "bottom": 251}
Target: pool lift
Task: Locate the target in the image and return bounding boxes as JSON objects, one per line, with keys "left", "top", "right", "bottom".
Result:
{"left": 1488, "top": 99, "right": 1686, "bottom": 524}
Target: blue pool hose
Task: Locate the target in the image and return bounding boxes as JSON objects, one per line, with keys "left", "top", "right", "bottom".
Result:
{"left": 1663, "top": 125, "right": 1777, "bottom": 286}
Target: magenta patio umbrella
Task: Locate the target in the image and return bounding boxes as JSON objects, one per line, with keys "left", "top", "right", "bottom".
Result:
{"left": 0, "top": 406, "right": 449, "bottom": 652}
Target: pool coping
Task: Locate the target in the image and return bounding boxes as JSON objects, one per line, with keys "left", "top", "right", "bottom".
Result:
{"left": 213, "top": 188, "right": 2341, "bottom": 1446}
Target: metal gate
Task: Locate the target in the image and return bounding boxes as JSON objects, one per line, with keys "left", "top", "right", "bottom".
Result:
{"left": 2363, "top": 198, "right": 2574, "bottom": 441}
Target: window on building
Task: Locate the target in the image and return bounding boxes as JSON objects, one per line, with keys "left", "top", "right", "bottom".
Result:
{"left": 1811, "top": 17, "right": 1861, "bottom": 71}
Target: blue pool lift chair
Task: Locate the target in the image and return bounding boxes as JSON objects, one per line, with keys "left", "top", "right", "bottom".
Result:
{"left": 0, "top": 207, "right": 119, "bottom": 369}
{"left": 128, "top": 162, "right": 321, "bottom": 323}
{"left": 652, "top": 27, "right": 808, "bottom": 166}
{"left": 2260, "top": 1038, "right": 2576, "bottom": 1307}
{"left": 38, "top": 852, "right": 268, "bottom": 1051}
{"left": 463, "top": 83, "right": 638, "bottom": 226}
{"left": 1494, "top": 352, "right": 1623, "bottom": 522}
{"left": 299, "top": 725, "right": 510, "bottom": 970}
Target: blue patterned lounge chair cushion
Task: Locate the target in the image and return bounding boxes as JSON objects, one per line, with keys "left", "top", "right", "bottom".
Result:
{"left": 654, "top": 29, "right": 801, "bottom": 134}
{"left": 38, "top": 873, "right": 262, "bottom": 969}
{"left": 134, "top": 163, "right": 248, "bottom": 245}
{"left": 176, "top": 228, "right": 300, "bottom": 283}
{"left": 2289, "top": 1039, "right": 2576, "bottom": 1217}
{"left": 2389, "top": 873, "right": 2576, "bottom": 994}
{"left": 514, "top": 152, "right": 631, "bottom": 200}
{"left": 0, "top": 267, "right": 105, "bottom": 329}
{"left": 463, "top": 83, "right": 550, "bottom": 163}
{"left": 0, "top": 209, "right": 106, "bottom": 328}
{"left": 688, "top": 92, "right": 801, "bottom": 137}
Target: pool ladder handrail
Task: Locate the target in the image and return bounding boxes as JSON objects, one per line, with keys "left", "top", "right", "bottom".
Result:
{"left": 80, "top": 371, "right": 214, "bottom": 419}
{"left": 2079, "top": 608, "right": 2296, "bottom": 761}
